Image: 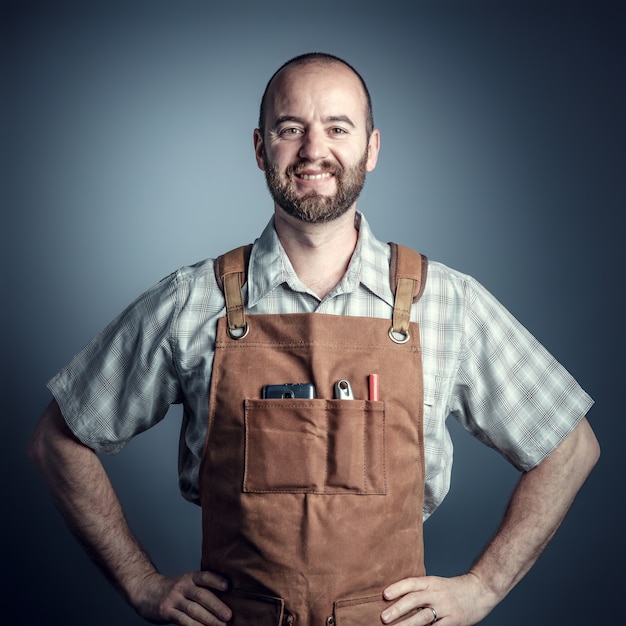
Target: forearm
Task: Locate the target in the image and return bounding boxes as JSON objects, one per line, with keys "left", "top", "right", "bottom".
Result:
{"left": 29, "top": 400, "right": 157, "bottom": 606}
{"left": 468, "top": 417, "right": 600, "bottom": 607}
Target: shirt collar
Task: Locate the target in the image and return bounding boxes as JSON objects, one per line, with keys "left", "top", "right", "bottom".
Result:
{"left": 247, "top": 212, "right": 395, "bottom": 308}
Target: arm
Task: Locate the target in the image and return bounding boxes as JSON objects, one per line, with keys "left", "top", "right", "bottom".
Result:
{"left": 29, "top": 399, "right": 232, "bottom": 626}
{"left": 381, "top": 416, "right": 600, "bottom": 625}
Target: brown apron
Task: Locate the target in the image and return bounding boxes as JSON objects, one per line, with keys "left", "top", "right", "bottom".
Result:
{"left": 199, "top": 243, "right": 428, "bottom": 626}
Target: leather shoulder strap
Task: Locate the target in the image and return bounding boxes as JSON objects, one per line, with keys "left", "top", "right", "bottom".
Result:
{"left": 214, "top": 244, "right": 253, "bottom": 338}
{"left": 389, "top": 243, "right": 428, "bottom": 303}
{"left": 213, "top": 242, "right": 428, "bottom": 341}
{"left": 214, "top": 244, "right": 253, "bottom": 290}
{"left": 388, "top": 243, "right": 428, "bottom": 341}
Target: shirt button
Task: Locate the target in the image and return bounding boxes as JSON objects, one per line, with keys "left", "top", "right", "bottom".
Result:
{"left": 326, "top": 617, "right": 335, "bottom": 626}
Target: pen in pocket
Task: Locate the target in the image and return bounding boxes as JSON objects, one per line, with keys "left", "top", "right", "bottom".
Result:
{"left": 368, "top": 374, "right": 379, "bottom": 401}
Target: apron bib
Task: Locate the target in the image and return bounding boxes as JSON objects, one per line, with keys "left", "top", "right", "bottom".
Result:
{"left": 199, "top": 244, "right": 428, "bottom": 626}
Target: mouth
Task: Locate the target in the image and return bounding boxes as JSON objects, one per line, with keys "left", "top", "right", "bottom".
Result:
{"left": 296, "top": 171, "right": 334, "bottom": 181}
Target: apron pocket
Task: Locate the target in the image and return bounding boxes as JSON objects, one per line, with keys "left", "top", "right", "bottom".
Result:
{"left": 243, "top": 399, "right": 386, "bottom": 494}
{"left": 326, "top": 399, "right": 386, "bottom": 494}
{"left": 221, "top": 588, "right": 285, "bottom": 625}
{"left": 333, "top": 594, "right": 420, "bottom": 625}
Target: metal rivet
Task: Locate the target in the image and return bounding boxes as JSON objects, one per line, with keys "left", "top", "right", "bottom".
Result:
{"left": 227, "top": 322, "right": 249, "bottom": 340}
{"left": 388, "top": 325, "right": 411, "bottom": 344}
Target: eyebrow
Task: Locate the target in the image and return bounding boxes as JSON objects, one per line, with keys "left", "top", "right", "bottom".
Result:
{"left": 273, "top": 114, "right": 356, "bottom": 129}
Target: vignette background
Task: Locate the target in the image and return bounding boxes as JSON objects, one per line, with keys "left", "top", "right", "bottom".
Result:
{"left": 3, "top": 1, "right": 623, "bottom": 624}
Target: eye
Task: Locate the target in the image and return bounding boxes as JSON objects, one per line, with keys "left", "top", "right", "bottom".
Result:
{"left": 329, "top": 127, "right": 348, "bottom": 135}
{"left": 279, "top": 127, "right": 303, "bottom": 136}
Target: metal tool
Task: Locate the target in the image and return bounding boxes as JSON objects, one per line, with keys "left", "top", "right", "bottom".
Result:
{"left": 334, "top": 379, "right": 354, "bottom": 400}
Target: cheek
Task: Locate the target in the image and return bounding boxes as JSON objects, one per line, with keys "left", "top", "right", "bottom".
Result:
{"left": 266, "top": 149, "right": 292, "bottom": 173}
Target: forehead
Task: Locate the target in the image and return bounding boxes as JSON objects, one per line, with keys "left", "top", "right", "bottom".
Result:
{"left": 266, "top": 62, "right": 368, "bottom": 126}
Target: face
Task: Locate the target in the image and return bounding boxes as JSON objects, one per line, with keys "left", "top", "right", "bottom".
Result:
{"left": 254, "top": 62, "right": 380, "bottom": 224}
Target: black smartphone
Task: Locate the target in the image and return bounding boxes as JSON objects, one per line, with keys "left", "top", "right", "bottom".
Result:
{"left": 262, "top": 383, "right": 316, "bottom": 399}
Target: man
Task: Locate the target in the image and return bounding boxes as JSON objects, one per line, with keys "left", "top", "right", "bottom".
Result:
{"left": 29, "top": 53, "right": 599, "bottom": 626}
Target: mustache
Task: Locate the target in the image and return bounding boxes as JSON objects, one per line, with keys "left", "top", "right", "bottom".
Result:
{"left": 286, "top": 160, "right": 343, "bottom": 177}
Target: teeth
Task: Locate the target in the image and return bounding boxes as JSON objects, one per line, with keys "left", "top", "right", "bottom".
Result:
{"left": 298, "top": 172, "right": 332, "bottom": 180}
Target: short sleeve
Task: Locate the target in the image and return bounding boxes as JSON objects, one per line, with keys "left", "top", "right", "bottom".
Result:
{"left": 449, "top": 277, "right": 594, "bottom": 471}
{"left": 47, "top": 273, "right": 183, "bottom": 454}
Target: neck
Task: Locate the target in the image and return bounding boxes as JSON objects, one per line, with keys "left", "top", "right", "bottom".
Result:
{"left": 273, "top": 206, "right": 359, "bottom": 299}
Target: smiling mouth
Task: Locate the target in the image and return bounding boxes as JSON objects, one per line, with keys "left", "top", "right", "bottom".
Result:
{"left": 296, "top": 172, "right": 333, "bottom": 181}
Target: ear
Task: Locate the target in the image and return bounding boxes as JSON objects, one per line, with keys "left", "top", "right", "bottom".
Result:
{"left": 253, "top": 128, "right": 266, "bottom": 171}
{"left": 365, "top": 129, "right": 380, "bottom": 172}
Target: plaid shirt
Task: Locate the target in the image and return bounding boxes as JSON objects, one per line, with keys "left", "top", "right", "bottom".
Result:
{"left": 49, "top": 213, "right": 593, "bottom": 519}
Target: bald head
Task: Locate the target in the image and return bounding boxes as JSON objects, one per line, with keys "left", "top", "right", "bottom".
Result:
{"left": 258, "top": 53, "right": 374, "bottom": 139}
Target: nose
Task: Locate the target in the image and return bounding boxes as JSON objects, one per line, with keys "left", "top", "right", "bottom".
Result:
{"left": 298, "top": 128, "right": 328, "bottom": 162}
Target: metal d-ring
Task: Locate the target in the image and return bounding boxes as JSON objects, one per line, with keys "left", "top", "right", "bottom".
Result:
{"left": 388, "top": 325, "right": 411, "bottom": 344}
{"left": 227, "top": 322, "right": 249, "bottom": 340}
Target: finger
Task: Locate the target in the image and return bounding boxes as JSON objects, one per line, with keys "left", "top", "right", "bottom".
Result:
{"left": 382, "top": 605, "right": 439, "bottom": 626}
{"left": 384, "top": 577, "right": 428, "bottom": 600}
{"left": 173, "top": 598, "right": 231, "bottom": 626}
{"left": 382, "top": 588, "right": 444, "bottom": 625}
{"left": 186, "top": 586, "right": 232, "bottom": 622}
{"left": 171, "top": 603, "right": 229, "bottom": 626}
{"left": 382, "top": 594, "right": 421, "bottom": 624}
{"left": 192, "top": 570, "right": 229, "bottom": 592}
{"left": 420, "top": 606, "right": 439, "bottom": 626}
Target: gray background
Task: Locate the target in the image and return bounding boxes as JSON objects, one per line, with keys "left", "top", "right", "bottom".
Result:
{"left": 3, "top": 1, "right": 624, "bottom": 624}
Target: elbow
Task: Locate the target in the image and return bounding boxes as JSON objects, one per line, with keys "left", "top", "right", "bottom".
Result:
{"left": 28, "top": 398, "right": 68, "bottom": 474}
{"left": 541, "top": 417, "right": 601, "bottom": 488}
{"left": 586, "top": 425, "right": 601, "bottom": 472}
{"left": 576, "top": 416, "right": 601, "bottom": 479}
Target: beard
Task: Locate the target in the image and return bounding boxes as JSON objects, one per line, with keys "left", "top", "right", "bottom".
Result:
{"left": 263, "top": 149, "right": 369, "bottom": 224}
